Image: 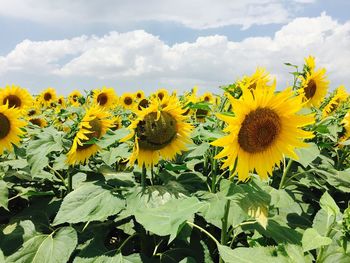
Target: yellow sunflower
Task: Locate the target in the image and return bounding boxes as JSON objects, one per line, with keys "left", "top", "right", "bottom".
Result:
{"left": 0, "top": 105, "right": 26, "bottom": 155}
{"left": 322, "top": 85, "right": 348, "bottom": 117}
{"left": 181, "top": 89, "right": 198, "bottom": 117}
{"left": 122, "top": 96, "right": 193, "bottom": 168}
{"left": 212, "top": 87, "right": 315, "bottom": 181}
{"left": 238, "top": 68, "right": 274, "bottom": 96}
{"left": 57, "top": 96, "right": 66, "bottom": 108}
{"left": 93, "top": 87, "right": 117, "bottom": 108}
{"left": 67, "top": 106, "right": 113, "bottom": 165}
{"left": 120, "top": 93, "right": 135, "bottom": 110}
{"left": 40, "top": 88, "right": 57, "bottom": 107}
{"left": 200, "top": 92, "right": 214, "bottom": 104}
{"left": 341, "top": 112, "right": 350, "bottom": 142}
{"left": 111, "top": 116, "right": 122, "bottom": 131}
{"left": 299, "top": 68, "right": 329, "bottom": 108}
{"left": 133, "top": 98, "right": 150, "bottom": 113}
{"left": 0, "top": 85, "right": 33, "bottom": 111}
{"left": 135, "top": 90, "right": 145, "bottom": 100}
{"left": 68, "top": 90, "right": 82, "bottom": 106}
{"left": 154, "top": 88, "right": 169, "bottom": 102}
{"left": 29, "top": 117, "right": 48, "bottom": 128}
{"left": 304, "top": 55, "right": 316, "bottom": 72}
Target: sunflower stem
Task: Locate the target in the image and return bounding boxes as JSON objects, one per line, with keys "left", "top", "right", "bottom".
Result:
{"left": 67, "top": 170, "right": 73, "bottom": 193}
{"left": 279, "top": 159, "right": 293, "bottom": 189}
{"left": 141, "top": 164, "right": 147, "bottom": 191}
{"left": 211, "top": 147, "right": 219, "bottom": 193}
{"left": 219, "top": 199, "right": 231, "bottom": 263}
{"left": 186, "top": 221, "right": 219, "bottom": 245}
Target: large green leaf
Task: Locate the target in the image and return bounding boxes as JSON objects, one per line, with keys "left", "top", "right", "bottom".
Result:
{"left": 53, "top": 182, "right": 125, "bottom": 225}
{"left": 319, "top": 191, "right": 340, "bottom": 217}
{"left": 302, "top": 228, "right": 332, "bottom": 252}
{"left": 5, "top": 227, "right": 77, "bottom": 263}
{"left": 27, "top": 126, "right": 65, "bottom": 175}
{"left": 74, "top": 253, "right": 142, "bottom": 263}
{"left": 0, "top": 180, "right": 8, "bottom": 210}
{"left": 127, "top": 191, "right": 205, "bottom": 241}
{"left": 293, "top": 143, "right": 320, "bottom": 167}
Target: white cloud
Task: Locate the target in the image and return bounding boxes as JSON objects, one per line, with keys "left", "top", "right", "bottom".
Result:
{"left": 0, "top": 0, "right": 313, "bottom": 29}
{"left": 0, "top": 13, "right": 349, "bottom": 94}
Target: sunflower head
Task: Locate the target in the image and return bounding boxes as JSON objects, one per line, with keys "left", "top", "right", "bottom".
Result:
{"left": 0, "top": 105, "right": 26, "bottom": 155}
{"left": 57, "top": 96, "right": 66, "bottom": 107}
{"left": 212, "top": 86, "right": 315, "bottom": 181}
{"left": 135, "top": 90, "right": 145, "bottom": 100}
{"left": 154, "top": 88, "right": 169, "bottom": 102}
{"left": 120, "top": 93, "right": 135, "bottom": 109}
{"left": 0, "top": 85, "right": 33, "bottom": 111}
{"left": 122, "top": 96, "right": 193, "bottom": 168}
{"left": 238, "top": 68, "right": 274, "bottom": 97}
{"left": 299, "top": 68, "right": 329, "bottom": 107}
{"left": 322, "top": 85, "right": 349, "bottom": 117}
{"left": 29, "top": 117, "right": 48, "bottom": 128}
{"left": 304, "top": 55, "right": 316, "bottom": 72}
{"left": 68, "top": 90, "right": 82, "bottom": 106}
{"left": 341, "top": 112, "right": 350, "bottom": 142}
{"left": 67, "top": 106, "right": 113, "bottom": 165}
{"left": 40, "top": 88, "right": 57, "bottom": 107}
{"left": 93, "top": 87, "right": 117, "bottom": 108}
{"left": 111, "top": 116, "right": 122, "bottom": 131}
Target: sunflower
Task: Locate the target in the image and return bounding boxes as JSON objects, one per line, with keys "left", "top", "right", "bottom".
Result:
{"left": 40, "top": 88, "right": 57, "bottom": 107}
{"left": 322, "top": 86, "right": 348, "bottom": 117}
{"left": 238, "top": 68, "right": 274, "bottom": 97}
{"left": 299, "top": 68, "right": 329, "bottom": 108}
{"left": 57, "top": 96, "right": 66, "bottom": 107}
{"left": 341, "top": 112, "right": 350, "bottom": 142}
{"left": 154, "top": 88, "right": 169, "bottom": 102}
{"left": 122, "top": 96, "right": 193, "bottom": 168}
{"left": 67, "top": 106, "right": 113, "bottom": 165}
{"left": 0, "top": 105, "right": 26, "bottom": 154}
{"left": 111, "top": 116, "right": 122, "bottom": 131}
{"left": 200, "top": 92, "right": 214, "bottom": 104}
{"left": 93, "top": 87, "right": 117, "bottom": 108}
{"left": 120, "top": 93, "right": 135, "bottom": 110}
{"left": 68, "top": 90, "right": 82, "bottom": 106}
{"left": 0, "top": 85, "right": 33, "bottom": 111}
{"left": 134, "top": 98, "right": 150, "bottom": 113}
{"left": 181, "top": 88, "right": 198, "bottom": 117}
{"left": 212, "top": 87, "right": 315, "bottom": 181}
{"left": 304, "top": 55, "right": 315, "bottom": 72}
{"left": 29, "top": 117, "right": 48, "bottom": 128}
{"left": 135, "top": 90, "right": 145, "bottom": 100}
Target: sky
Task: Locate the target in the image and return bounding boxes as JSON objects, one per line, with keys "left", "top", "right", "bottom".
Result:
{"left": 0, "top": 0, "right": 349, "bottom": 95}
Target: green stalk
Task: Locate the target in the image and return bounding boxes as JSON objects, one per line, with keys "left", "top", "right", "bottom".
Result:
{"left": 211, "top": 147, "right": 219, "bottom": 193}
{"left": 186, "top": 221, "right": 219, "bottom": 244}
{"left": 219, "top": 199, "right": 231, "bottom": 263}
{"left": 67, "top": 170, "right": 73, "bottom": 193}
{"left": 279, "top": 159, "right": 293, "bottom": 189}
{"left": 141, "top": 164, "right": 147, "bottom": 191}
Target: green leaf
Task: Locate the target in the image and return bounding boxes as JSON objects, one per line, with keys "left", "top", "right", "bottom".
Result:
{"left": 127, "top": 192, "right": 205, "bottom": 241}
{"left": 27, "top": 126, "right": 64, "bottom": 175}
{"left": 187, "top": 142, "right": 210, "bottom": 158}
{"left": 53, "top": 182, "right": 125, "bottom": 225}
{"left": 0, "top": 249, "right": 4, "bottom": 263}
{"left": 319, "top": 191, "right": 340, "bottom": 217}
{"left": 0, "top": 181, "right": 8, "bottom": 210}
{"left": 100, "top": 144, "right": 130, "bottom": 166}
{"left": 293, "top": 143, "right": 320, "bottom": 167}
{"left": 5, "top": 227, "right": 77, "bottom": 263}
{"left": 302, "top": 228, "right": 332, "bottom": 252}
{"left": 217, "top": 244, "right": 287, "bottom": 263}
{"left": 74, "top": 253, "right": 142, "bottom": 263}
{"left": 97, "top": 128, "right": 130, "bottom": 148}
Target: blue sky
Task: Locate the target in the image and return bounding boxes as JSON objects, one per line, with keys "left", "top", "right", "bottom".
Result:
{"left": 0, "top": 0, "right": 349, "bottom": 95}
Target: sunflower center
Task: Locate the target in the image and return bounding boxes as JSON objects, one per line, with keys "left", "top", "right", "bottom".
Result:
{"left": 28, "top": 109, "right": 36, "bottom": 116}
{"left": 30, "top": 118, "right": 42, "bottom": 127}
{"left": 204, "top": 96, "right": 210, "bottom": 102}
{"left": 124, "top": 97, "right": 132, "bottom": 106}
{"left": 0, "top": 113, "right": 11, "bottom": 139}
{"left": 137, "top": 99, "right": 149, "bottom": 110}
{"left": 196, "top": 109, "right": 208, "bottom": 119}
{"left": 136, "top": 93, "right": 142, "bottom": 99}
{"left": 158, "top": 92, "right": 164, "bottom": 100}
{"left": 77, "top": 118, "right": 102, "bottom": 150}
{"left": 238, "top": 108, "right": 281, "bottom": 153}
{"left": 97, "top": 93, "right": 108, "bottom": 106}
{"left": 72, "top": 95, "right": 78, "bottom": 102}
{"left": 305, "top": 80, "right": 317, "bottom": 99}
{"left": 44, "top": 93, "right": 52, "bottom": 101}
{"left": 136, "top": 111, "right": 177, "bottom": 150}
{"left": 3, "top": 95, "right": 22, "bottom": 108}
{"left": 58, "top": 99, "right": 63, "bottom": 105}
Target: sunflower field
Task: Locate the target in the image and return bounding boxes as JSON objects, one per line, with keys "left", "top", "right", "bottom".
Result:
{"left": 0, "top": 56, "right": 350, "bottom": 263}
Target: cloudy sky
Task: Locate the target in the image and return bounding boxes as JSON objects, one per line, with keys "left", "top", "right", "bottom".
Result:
{"left": 0, "top": 0, "right": 349, "bottom": 95}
